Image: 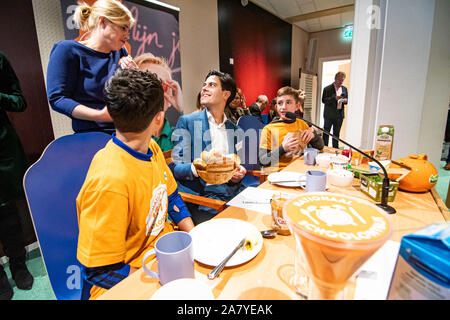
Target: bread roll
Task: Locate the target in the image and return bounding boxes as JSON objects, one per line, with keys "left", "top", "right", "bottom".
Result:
{"left": 194, "top": 149, "right": 240, "bottom": 173}
{"left": 292, "top": 130, "right": 308, "bottom": 150}
{"left": 193, "top": 158, "right": 207, "bottom": 171}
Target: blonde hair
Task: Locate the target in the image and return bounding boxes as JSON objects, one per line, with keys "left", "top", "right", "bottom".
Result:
{"left": 74, "top": 0, "right": 135, "bottom": 32}
{"left": 134, "top": 53, "right": 171, "bottom": 73}
{"left": 277, "top": 86, "right": 303, "bottom": 104}
{"left": 335, "top": 71, "right": 346, "bottom": 79}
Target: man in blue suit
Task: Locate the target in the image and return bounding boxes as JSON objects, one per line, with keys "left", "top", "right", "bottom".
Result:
{"left": 322, "top": 71, "right": 348, "bottom": 149}
{"left": 172, "top": 70, "right": 247, "bottom": 224}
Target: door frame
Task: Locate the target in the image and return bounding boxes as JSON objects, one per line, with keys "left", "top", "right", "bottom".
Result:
{"left": 316, "top": 54, "right": 351, "bottom": 126}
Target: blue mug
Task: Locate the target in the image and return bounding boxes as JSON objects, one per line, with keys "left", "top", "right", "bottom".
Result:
{"left": 306, "top": 170, "right": 327, "bottom": 192}
{"left": 142, "top": 231, "right": 195, "bottom": 285}
{"left": 304, "top": 148, "right": 319, "bottom": 165}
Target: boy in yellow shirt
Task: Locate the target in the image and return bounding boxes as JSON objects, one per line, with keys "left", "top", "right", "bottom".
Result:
{"left": 76, "top": 68, "right": 194, "bottom": 299}
{"left": 259, "top": 86, "right": 324, "bottom": 169}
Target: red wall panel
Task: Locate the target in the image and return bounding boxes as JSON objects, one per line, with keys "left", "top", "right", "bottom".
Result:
{"left": 218, "top": 0, "right": 291, "bottom": 106}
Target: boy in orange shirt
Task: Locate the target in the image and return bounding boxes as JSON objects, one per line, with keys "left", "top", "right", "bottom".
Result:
{"left": 76, "top": 68, "right": 194, "bottom": 299}
{"left": 259, "top": 86, "right": 324, "bottom": 169}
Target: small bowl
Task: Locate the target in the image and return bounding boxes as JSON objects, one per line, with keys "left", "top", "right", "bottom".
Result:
{"left": 327, "top": 169, "right": 354, "bottom": 187}
{"left": 315, "top": 153, "right": 334, "bottom": 168}
{"left": 331, "top": 155, "right": 350, "bottom": 170}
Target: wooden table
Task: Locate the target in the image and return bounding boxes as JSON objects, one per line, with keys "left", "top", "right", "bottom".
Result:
{"left": 98, "top": 158, "right": 449, "bottom": 300}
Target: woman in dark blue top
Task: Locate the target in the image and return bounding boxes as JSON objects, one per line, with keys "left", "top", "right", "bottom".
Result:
{"left": 46, "top": 0, "right": 136, "bottom": 133}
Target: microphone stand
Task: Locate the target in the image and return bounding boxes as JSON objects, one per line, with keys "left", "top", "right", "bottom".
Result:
{"left": 288, "top": 112, "right": 396, "bottom": 214}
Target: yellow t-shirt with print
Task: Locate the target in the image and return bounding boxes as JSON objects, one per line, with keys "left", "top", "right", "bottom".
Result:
{"left": 76, "top": 138, "right": 177, "bottom": 299}
{"left": 260, "top": 118, "right": 310, "bottom": 168}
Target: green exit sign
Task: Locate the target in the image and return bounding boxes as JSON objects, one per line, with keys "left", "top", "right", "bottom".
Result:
{"left": 343, "top": 25, "right": 353, "bottom": 39}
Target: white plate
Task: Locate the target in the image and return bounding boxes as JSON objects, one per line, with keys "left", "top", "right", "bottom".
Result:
{"left": 268, "top": 171, "right": 306, "bottom": 187}
{"left": 189, "top": 218, "right": 263, "bottom": 267}
{"left": 150, "top": 278, "right": 214, "bottom": 300}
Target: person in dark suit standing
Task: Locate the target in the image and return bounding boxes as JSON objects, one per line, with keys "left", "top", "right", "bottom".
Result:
{"left": 321, "top": 71, "right": 348, "bottom": 148}
{"left": 248, "top": 95, "right": 268, "bottom": 122}
{"left": 0, "top": 51, "right": 34, "bottom": 300}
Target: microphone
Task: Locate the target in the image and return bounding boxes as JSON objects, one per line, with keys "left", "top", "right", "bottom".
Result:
{"left": 285, "top": 112, "right": 396, "bottom": 214}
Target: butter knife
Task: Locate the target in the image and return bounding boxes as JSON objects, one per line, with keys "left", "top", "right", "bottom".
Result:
{"left": 390, "top": 160, "right": 412, "bottom": 171}
{"left": 207, "top": 238, "right": 246, "bottom": 280}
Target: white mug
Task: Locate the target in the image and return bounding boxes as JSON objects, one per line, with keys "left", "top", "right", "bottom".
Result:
{"left": 142, "top": 231, "right": 195, "bottom": 285}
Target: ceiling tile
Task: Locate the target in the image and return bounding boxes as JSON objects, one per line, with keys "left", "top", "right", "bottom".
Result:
{"left": 295, "top": 0, "right": 315, "bottom": 4}
{"left": 340, "top": 11, "right": 355, "bottom": 26}
{"left": 309, "top": 25, "right": 323, "bottom": 33}
{"left": 252, "top": 0, "right": 355, "bottom": 32}
{"left": 306, "top": 18, "right": 322, "bottom": 32}
{"left": 295, "top": 21, "right": 312, "bottom": 32}
{"left": 319, "top": 14, "right": 341, "bottom": 29}
{"left": 266, "top": 0, "right": 301, "bottom": 18}
{"left": 298, "top": 1, "right": 317, "bottom": 14}
{"left": 251, "top": 0, "right": 278, "bottom": 16}
{"left": 314, "top": 0, "right": 355, "bottom": 11}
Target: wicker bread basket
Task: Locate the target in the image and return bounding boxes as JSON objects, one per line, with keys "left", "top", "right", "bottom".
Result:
{"left": 196, "top": 168, "right": 238, "bottom": 184}
{"left": 194, "top": 150, "right": 241, "bottom": 184}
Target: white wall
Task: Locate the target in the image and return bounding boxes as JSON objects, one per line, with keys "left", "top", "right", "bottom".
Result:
{"left": 162, "top": 0, "right": 220, "bottom": 114}
{"left": 291, "top": 25, "right": 309, "bottom": 89}
{"left": 32, "top": 0, "right": 73, "bottom": 138}
{"left": 309, "top": 28, "right": 352, "bottom": 75}
{"left": 375, "top": 0, "right": 448, "bottom": 167}
{"left": 376, "top": 0, "right": 434, "bottom": 160}
{"left": 417, "top": 0, "right": 450, "bottom": 168}
{"left": 348, "top": 0, "right": 449, "bottom": 168}
{"left": 346, "top": 0, "right": 382, "bottom": 148}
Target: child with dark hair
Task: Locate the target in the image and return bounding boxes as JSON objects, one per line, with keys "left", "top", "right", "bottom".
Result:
{"left": 172, "top": 70, "right": 246, "bottom": 224}
{"left": 76, "top": 68, "right": 194, "bottom": 299}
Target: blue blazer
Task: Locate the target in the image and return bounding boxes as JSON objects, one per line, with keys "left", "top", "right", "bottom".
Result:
{"left": 172, "top": 109, "right": 244, "bottom": 194}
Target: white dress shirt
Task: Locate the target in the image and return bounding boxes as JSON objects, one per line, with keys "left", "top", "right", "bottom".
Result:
{"left": 206, "top": 109, "right": 229, "bottom": 155}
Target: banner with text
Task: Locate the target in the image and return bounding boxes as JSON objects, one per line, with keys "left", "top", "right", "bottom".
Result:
{"left": 59, "top": 0, "right": 181, "bottom": 84}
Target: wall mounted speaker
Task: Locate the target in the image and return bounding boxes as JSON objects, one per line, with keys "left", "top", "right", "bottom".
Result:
{"left": 305, "top": 38, "right": 318, "bottom": 72}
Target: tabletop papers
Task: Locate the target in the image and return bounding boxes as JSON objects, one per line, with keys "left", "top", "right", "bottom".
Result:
{"left": 227, "top": 187, "right": 300, "bottom": 215}
{"left": 353, "top": 240, "right": 400, "bottom": 300}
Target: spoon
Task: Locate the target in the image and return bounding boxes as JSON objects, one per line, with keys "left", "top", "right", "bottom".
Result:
{"left": 260, "top": 229, "right": 277, "bottom": 238}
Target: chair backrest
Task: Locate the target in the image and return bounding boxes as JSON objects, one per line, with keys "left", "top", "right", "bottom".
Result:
{"left": 237, "top": 115, "right": 265, "bottom": 171}
{"left": 163, "top": 150, "right": 172, "bottom": 165}
{"left": 261, "top": 113, "right": 269, "bottom": 125}
{"left": 23, "top": 132, "right": 111, "bottom": 300}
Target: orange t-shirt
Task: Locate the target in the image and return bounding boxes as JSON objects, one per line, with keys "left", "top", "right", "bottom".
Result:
{"left": 76, "top": 139, "right": 177, "bottom": 299}
{"left": 260, "top": 118, "right": 310, "bottom": 168}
